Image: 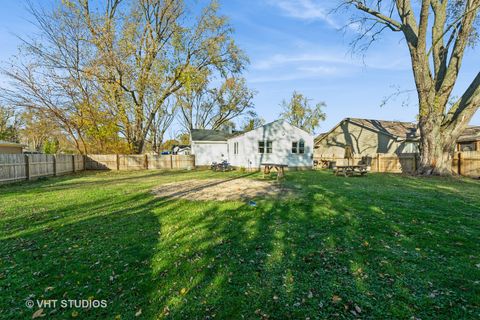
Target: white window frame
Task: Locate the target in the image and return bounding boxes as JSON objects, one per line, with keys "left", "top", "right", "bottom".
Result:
{"left": 258, "top": 141, "right": 265, "bottom": 153}
{"left": 299, "top": 139, "right": 305, "bottom": 154}
{"left": 266, "top": 141, "right": 272, "bottom": 153}
{"left": 292, "top": 141, "right": 298, "bottom": 154}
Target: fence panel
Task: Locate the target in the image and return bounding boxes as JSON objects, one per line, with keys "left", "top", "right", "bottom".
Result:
{"left": 461, "top": 151, "right": 480, "bottom": 177}
{"left": 85, "top": 155, "right": 117, "bottom": 170}
{"left": 0, "top": 154, "right": 27, "bottom": 183}
{"left": 29, "top": 154, "right": 55, "bottom": 178}
{"left": 316, "top": 152, "right": 479, "bottom": 177}
{"left": 119, "top": 155, "right": 145, "bottom": 170}
{"left": 56, "top": 155, "right": 74, "bottom": 175}
{"left": 148, "top": 155, "right": 173, "bottom": 169}
{"left": 172, "top": 155, "right": 195, "bottom": 169}
{"left": 74, "top": 155, "right": 85, "bottom": 171}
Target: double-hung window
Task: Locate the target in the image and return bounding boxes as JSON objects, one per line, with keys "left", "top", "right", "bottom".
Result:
{"left": 292, "top": 140, "right": 305, "bottom": 154}
{"left": 258, "top": 141, "right": 265, "bottom": 153}
{"left": 266, "top": 141, "right": 272, "bottom": 153}
{"left": 259, "top": 141, "right": 272, "bottom": 154}
{"left": 299, "top": 140, "right": 305, "bottom": 154}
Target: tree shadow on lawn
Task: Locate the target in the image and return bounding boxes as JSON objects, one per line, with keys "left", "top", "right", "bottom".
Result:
{"left": 0, "top": 192, "right": 174, "bottom": 319}
{"left": 147, "top": 171, "right": 479, "bottom": 319}
{"left": 0, "top": 170, "right": 191, "bottom": 197}
{"left": 1, "top": 171, "right": 479, "bottom": 319}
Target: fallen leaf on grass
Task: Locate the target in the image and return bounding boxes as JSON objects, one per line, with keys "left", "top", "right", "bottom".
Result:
{"left": 32, "top": 309, "right": 45, "bottom": 319}
{"left": 135, "top": 309, "right": 142, "bottom": 317}
{"left": 332, "top": 295, "right": 342, "bottom": 304}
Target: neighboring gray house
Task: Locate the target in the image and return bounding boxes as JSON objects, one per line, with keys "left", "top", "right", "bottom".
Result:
{"left": 172, "top": 145, "right": 191, "bottom": 155}
{"left": 456, "top": 126, "right": 480, "bottom": 151}
{"left": 314, "top": 118, "right": 419, "bottom": 158}
{"left": 315, "top": 118, "right": 480, "bottom": 158}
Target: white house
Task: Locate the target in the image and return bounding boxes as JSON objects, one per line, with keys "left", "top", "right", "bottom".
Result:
{"left": 191, "top": 120, "right": 314, "bottom": 169}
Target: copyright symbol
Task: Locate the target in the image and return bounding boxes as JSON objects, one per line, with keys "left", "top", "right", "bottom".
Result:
{"left": 25, "top": 300, "right": 34, "bottom": 308}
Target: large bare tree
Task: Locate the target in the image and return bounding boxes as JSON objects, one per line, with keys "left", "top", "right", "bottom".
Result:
{"left": 342, "top": 0, "right": 480, "bottom": 175}
{"left": 2, "top": 0, "right": 246, "bottom": 154}
{"left": 79, "top": 0, "right": 246, "bottom": 153}
{"left": 177, "top": 77, "right": 255, "bottom": 132}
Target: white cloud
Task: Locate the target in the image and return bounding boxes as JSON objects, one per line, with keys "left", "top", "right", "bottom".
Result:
{"left": 253, "top": 52, "right": 355, "bottom": 70}
{"left": 267, "top": 0, "right": 338, "bottom": 28}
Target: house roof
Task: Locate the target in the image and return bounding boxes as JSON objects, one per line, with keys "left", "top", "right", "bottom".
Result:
{"left": 315, "top": 118, "right": 418, "bottom": 144}
{"left": 458, "top": 126, "right": 480, "bottom": 142}
{"left": 0, "top": 140, "right": 23, "bottom": 148}
{"left": 347, "top": 118, "right": 418, "bottom": 140}
{"left": 191, "top": 129, "right": 235, "bottom": 141}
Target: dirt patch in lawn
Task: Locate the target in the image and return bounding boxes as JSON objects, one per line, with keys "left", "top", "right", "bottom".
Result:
{"left": 152, "top": 177, "right": 291, "bottom": 201}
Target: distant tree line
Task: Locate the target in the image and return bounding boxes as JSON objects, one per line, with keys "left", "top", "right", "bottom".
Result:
{"left": 0, "top": 0, "right": 257, "bottom": 154}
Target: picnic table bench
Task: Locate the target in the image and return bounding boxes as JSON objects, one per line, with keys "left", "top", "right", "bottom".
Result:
{"left": 261, "top": 163, "right": 288, "bottom": 180}
{"left": 334, "top": 164, "right": 368, "bottom": 177}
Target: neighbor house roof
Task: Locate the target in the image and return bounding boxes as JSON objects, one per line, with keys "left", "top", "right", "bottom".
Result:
{"left": 191, "top": 129, "right": 234, "bottom": 141}
{"left": 0, "top": 140, "right": 23, "bottom": 148}
{"left": 457, "top": 126, "right": 480, "bottom": 142}
{"left": 347, "top": 118, "right": 418, "bottom": 140}
{"left": 315, "top": 118, "right": 418, "bottom": 144}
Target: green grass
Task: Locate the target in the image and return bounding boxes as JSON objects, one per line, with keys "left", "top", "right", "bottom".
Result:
{"left": 0, "top": 170, "right": 479, "bottom": 319}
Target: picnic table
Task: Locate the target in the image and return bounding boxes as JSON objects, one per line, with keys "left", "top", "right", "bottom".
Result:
{"left": 334, "top": 164, "right": 368, "bottom": 177}
{"left": 261, "top": 163, "right": 288, "bottom": 180}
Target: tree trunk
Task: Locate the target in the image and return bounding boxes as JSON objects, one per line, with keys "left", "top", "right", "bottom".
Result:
{"left": 132, "top": 139, "right": 144, "bottom": 154}
{"left": 417, "top": 115, "right": 454, "bottom": 175}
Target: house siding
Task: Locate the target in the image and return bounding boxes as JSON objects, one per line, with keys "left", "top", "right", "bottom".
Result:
{"left": 191, "top": 141, "right": 228, "bottom": 166}
{"left": 314, "top": 121, "right": 417, "bottom": 158}
{"left": 227, "top": 121, "right": 313, "bottom": 169}
{"left": 0, "top": 145, "right": 23, "bottom": 154}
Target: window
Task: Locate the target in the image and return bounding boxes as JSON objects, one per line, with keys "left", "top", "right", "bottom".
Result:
{"left": 266, "top": 141, "right": 272, "bottom": 153}
{"left": 259, "top": 141, "right": 272, "bottom": 154}
{"left": 459, "top": 142, "right": 476, "bottom": 151}
{"left": 233, "top": 142, "right": 239, "bottom": 154}
{"left": 299, "top": 140, "right": 305, "bottom": 154}
{"left": 292, "top": 142, "right": 298, "bottom": 154}
{"left": 258, "top": 141, "right": 265, "bottom": 153}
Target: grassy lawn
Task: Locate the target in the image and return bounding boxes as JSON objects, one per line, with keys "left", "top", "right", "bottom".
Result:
{"left": 1, "top": 170, "right": 479, "bottom": 319}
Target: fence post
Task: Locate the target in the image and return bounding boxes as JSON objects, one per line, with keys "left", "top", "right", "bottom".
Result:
{"left": 53, "top": 155, "right": 57, "bottom": 176}
{"left": 170, "top": 154, "right": 173, "bottom": 169}
{"left": 376, "top": 153, "right": 380, "bottom": 172}
{"left": 72, "top": 155, "right": 76, "bottom": 173}
{"left": 413, "top": 154, "right": 417, "bottom": 173}
{"left": 25, "top": 154, "right": 30, "bottom": 180}
{"left": 116, "top": 154, "right": 120, "bottom": 171}
{"left": 144, "top": 154, "right": 149, "bottom": 170}
{"left": 458, "top": 152, "right": 462, "bottom": 176}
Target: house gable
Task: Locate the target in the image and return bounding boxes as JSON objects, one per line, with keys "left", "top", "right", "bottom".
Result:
{"left": 314, "top": 119, "right": 416, "bottom": 157}
{"left": 226, "top": 120, "right": 313, "bottom": 168}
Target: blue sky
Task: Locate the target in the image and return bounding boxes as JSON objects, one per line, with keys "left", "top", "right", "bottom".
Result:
{"left": 1, "top": 0, "right": 479, "bottom": 135}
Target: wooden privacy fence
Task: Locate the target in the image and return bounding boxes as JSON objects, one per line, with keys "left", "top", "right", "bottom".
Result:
{"left": 315, "top": 151, "right": 480, "bottom": 177}
{"left": 85, "top": 154, "right": 195, "bottom": 171}
{"left": 0, "top": 154, "right": 195, "bottom": 184}
{"left": 0, "top": 154, "right": 85, "bottom": 184}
